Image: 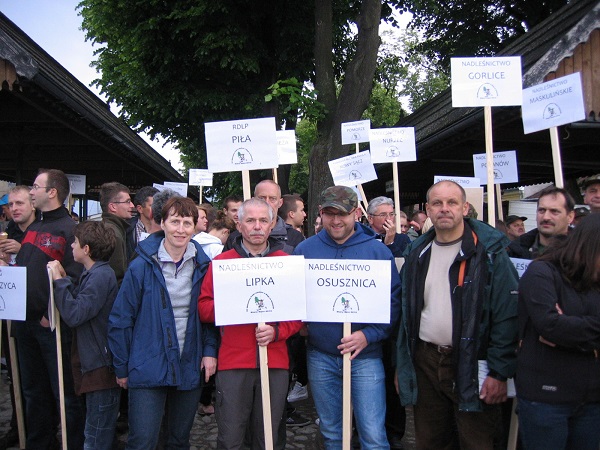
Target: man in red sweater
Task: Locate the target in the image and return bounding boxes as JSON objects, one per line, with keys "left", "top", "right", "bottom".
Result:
{"left": 199, "top": 197, "right": 302, "bottom": 449}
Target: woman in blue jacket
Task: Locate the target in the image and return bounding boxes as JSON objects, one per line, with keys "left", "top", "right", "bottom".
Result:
{"left": 517, "top": 213, "right": 600, "bottom": 450}
{"left": 109, "top": 197, "right": 218, "bottom": 449}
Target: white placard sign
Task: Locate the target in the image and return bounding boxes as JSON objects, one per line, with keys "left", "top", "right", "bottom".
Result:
{"left": 276, "top": 130, "right": 298, "bottom": 165}
{"left": 188, "top": 169, "right": 213, "bottom": 187}
{"left": 0, "top": 266, "right": 27, "bottom": 320}
{"left": 451, "top": 57, "right": 523, "bottom": 107}
{"left": 510, "top": 258, "right": 531, "bottom": 279}
{"left": 212, "top": 256, "right": 306, "bottom": 326}
{"left": 163, "top": 181, "right": 188, "bottom": 197}
{"left": 304, "top": 259, "right": 391, "bottom": 323}
{"left": 341, "top": 120, "right": 371, "bottom": 145}
{"left": 152, "top": 183, "right": 166, "bottom": 192}
{"left": 473, "top": 150, "right": 519, "bottom": 184}
{"left": 328, "top": 151, "right": 378, "bottom": 187}
{"left": 522, "top": 72, "right": 586, "bottom": 134}
{"left": 369, "top": 127, "right": 416, "bottom": 163}
{"left": 66, "top": 174, "right": 86, "bottom": 195}
{"left": 434, "top": 175, "right": 481, "bottom": 188}
{"left": 205, "top": 117, "right": 278, "bottom": 173}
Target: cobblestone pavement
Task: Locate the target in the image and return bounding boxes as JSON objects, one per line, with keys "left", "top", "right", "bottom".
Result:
{"left": 0, "top": 373, "right": 415, "bottom": 449}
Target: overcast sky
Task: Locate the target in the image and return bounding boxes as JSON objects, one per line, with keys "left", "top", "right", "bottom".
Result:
{"left": 1, "top": 1, "right": 184, "bottom": 172}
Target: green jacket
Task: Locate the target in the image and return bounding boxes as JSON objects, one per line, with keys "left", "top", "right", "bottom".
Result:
{"left": 396, "top": 218, "right": 518, "bottom": 411}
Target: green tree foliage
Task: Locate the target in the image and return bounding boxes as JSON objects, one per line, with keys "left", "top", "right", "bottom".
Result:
{"left": 397, "top": 0, "right": 569, "bottom": 71}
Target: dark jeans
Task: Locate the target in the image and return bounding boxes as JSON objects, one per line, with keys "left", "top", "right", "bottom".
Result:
{"left": 13, "top": 320, "right": 85, "bottom": 450}
{"left": 413, "top": 341, "right": 501, "bottom": 450}
{"left": 84, "top": 387, "right": 120, "bottom": 450}
{"left": 518, "top": 398, "right": 600, "bottom": 450}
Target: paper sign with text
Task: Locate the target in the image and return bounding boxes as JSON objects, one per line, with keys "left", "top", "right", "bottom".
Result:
{"left": 522, "top": 72, "right": 585, "bottom": 134}
{"left": 369, "top": 127, "right": 416, "bottom": 163}
{"left": 189, "top": 169, "right": 213, "bottom": 187}
{"left": 473, "top": 150, "right": 519, "bottom": 184}
{"left": 0, "top": 267, "right": 27, "bottom": 320}
{"left": 328, "top": 151, "right": 378, "bottom": 187}
{"left": 276, "top": 130, "right": 298, "bottom": 165}
{"left": 152, "top": 184, "right": 166, "bottom": 192}
{"left": 163, "top": 182, "right": 188, "bottom": 197}
{"left": 205, "top": 117, "right": 278, "bottom": 173}
{"left": 434, "top": 175, "right": 481, "bottom": 188}
{"left": 451, "top": 57, "right": 523, "bottom": 107}
{"left": 510, "top": 258, "right": 531, "bottom": 279}
{"left": 341, "top": 120, "right": 371, "bottom": 145}
{"left": 305, "top": 259, "right": 391, "bottom": 323}
{"left": 212, "top": 256, "right": 306, "bottom": 326}
{"left": 66, "top": 174, "right": 86, "bottom": 195}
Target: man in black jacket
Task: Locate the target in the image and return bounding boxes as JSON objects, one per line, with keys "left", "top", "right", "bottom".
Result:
{"left": 507, "top": 187, "right": 574, "bottom": 259}
{"left": 13, "top": 169, "right": 85, "bottom": 449}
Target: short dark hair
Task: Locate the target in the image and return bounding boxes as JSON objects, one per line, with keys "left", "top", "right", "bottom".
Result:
{"left": 38, "top": 169, "right": 70, "bottom": 204}
{"left": 152, "top": 189, "right": 180, "bottom": 225}
{"left": 539, "top": 213, "right": 600, "bottom": 291}
{"left": 537, "top": 186, "right": 575, "bottom": 212}
{"left": 209, "top": 210, "right": 236, "bottom": 232}
{"left": 133, "top": 186, "right": 159, "bottom": 207}
{"left": 411, "top": 210, "right": 427, "bottom": 221}
{"left": 74, "top": 221, "right": 116, "bottom": 262}
{"left": 161, "top": 197, "right": 198, "bottom": 225}
{"left": 99, "top": 182, "right": 130, "bottom": 213}
{"left": 222, "top": 195, "right": 243, "bottom": 210}
{"left": 278, "top": 194, "right": 303, "bottom": 219}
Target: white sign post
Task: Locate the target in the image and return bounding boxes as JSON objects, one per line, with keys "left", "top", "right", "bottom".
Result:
{"left": 434, "top": 176, "right": 481, "bottom": 188}
{"left": 205, "top": 117, "right": 278, "bottom": 199}
{"left": 472, "top": 151, "right": 519, "bottom": 185}
{"left": 305, "top": 259, "right": 392, "bottom": 449}
{"left": 163, "top": 181, "right": 188, "bottom": 197}
{"left": 341, "top": 120, "right": 372, "bottom": 215}
{"left": 522, "top": 73, "right": 586, "bottom": 188}
{"left": 189, "top": 169, "right": 213, "bottom": 204}
{"left": 451, "top": 56, "right": 522, "bottom": 226}
{"left": 0, "top": 266, "right": 27, "bottom": 321}
{"left": 370, "top": 127, "right": 417, "bottom": 229}
{"left": 212, "top": 256, "right": 305, "bottom": 450}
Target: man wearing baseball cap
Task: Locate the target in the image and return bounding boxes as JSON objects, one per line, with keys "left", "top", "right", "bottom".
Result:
{"left": 581, "top": 174, "right": 600, "bottom": 214}
{"left": 505, "top": 215, "right": 527, "bottom": 241}
{"left": 293, "top": 186, "right": 401, "bottom": 449}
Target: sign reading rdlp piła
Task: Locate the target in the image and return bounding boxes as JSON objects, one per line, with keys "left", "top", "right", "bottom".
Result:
{"left": 204, "top": 117, "right": 278, "bottom": 173}
{"left": 212, "top": 256, "right": 306, "bottom": 326}
{"left": 304, "top": 259, "right": 391, "bottom": 324}
{"left": 451, "top": 57, "right": 522, "bottom": 107}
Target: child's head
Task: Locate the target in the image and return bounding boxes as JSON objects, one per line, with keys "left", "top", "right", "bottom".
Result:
{"left": 73, "top": 221, "right": 116, "bottom": 262}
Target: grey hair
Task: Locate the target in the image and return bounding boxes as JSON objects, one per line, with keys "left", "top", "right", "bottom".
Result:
{"left": 238, "top": 198, "right": 274, "bottom": 222}
{"left": 367, "top": 196, "right": 394, "bottom": 215}
{"left": 152, "top": 188, "right": 181, "bottom": 224}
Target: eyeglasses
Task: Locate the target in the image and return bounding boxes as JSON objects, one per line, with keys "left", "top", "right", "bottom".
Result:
{"left": 111, "top": 199, "right": 133, "bottom": 204}
{"left": 321, "top": 208, "right": 355, "bottom": 218}
{"left": 30, "top": 184, "right": 53, "bottom": 191}
{"left": 369, "top": 212, "right": 396, "bottom": 218}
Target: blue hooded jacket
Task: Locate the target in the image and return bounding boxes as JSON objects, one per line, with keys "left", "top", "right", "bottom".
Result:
{"left": 108, "top": 232, "right": 217, "bottom": 389}
{"left": 293, "top": 223, "right": 402, "bottom": 359}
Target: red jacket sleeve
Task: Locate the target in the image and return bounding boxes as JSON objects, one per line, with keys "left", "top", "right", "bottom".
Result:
{"left": 198, "top": 261, "right": 215, "bottom": 322}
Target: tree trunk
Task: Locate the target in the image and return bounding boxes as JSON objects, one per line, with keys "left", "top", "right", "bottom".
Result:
{"left": 307, "top": 0, "right": 382, "bottom": 233}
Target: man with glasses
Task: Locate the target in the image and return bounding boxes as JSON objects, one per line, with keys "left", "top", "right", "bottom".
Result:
{"left": 14, "top": 168, "right": 85, "bottom": 449}
{"left": 293, "top": 186, "right": 401, "bottom": 449}
{"left": 100, "top": 182, "right": 135, "bottom": 284}
{"left": 367, "top": 196, "right": 410, "bottom": 258}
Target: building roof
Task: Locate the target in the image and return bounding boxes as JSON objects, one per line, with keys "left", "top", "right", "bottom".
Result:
{"left": 0, "top": 12, "right": 186, "bottom": 198}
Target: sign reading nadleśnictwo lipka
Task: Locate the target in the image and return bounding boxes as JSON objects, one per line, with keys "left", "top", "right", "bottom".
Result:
{"left": 304, "top": 259, "right": 391, "bottom": 324}
{"left": 212, "top": 255, "right": 306, "bottom": 326}
{"left": 205, "top": 117, "right": 278, "bottom": 173}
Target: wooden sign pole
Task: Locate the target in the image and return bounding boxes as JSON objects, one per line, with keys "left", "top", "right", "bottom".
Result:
{"left": 484, "top": 106, "right": 496, "bottom": 227}
{"left": 342, "top": 322, "right": 352, "bottom": 450}
{"left": 7, "top": 321, "right": 25, "bottom": 448}
{"left": 549, "top": 127, "right": 564, "bottom": 188}
{"left": 258, "top": 322, "right": 273, "bottom": 450}
{"left": 393, "top": 162, "right": 401, "bottom": 230}
{"left": 242, "top": 171, "right": 252, "bottom": 201}
{"left": 48, "top": 268, "right": 68, "bottom": 450}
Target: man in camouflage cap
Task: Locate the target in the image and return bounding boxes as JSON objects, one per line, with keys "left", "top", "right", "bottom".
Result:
{"left": 293, "top": 185, "right": 402, "bottom": 448}
{"left": 582, "top": 174, "right": 600, "bottom": 214}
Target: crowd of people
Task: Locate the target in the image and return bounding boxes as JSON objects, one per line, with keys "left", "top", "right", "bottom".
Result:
{"left": 0, "top": 168, "right": 599, "bottom": 450}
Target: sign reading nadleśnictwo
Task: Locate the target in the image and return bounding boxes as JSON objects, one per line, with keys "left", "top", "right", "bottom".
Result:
{"left": 212, "top": 255, "right": 306, "bottom": 326}
{"left": 304, "top": 259, "right": 391, "bottom": 324}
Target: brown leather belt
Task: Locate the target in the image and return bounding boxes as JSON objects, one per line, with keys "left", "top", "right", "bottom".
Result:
{"left": 421, "top": 340, "right": 453, "bottom": 355}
